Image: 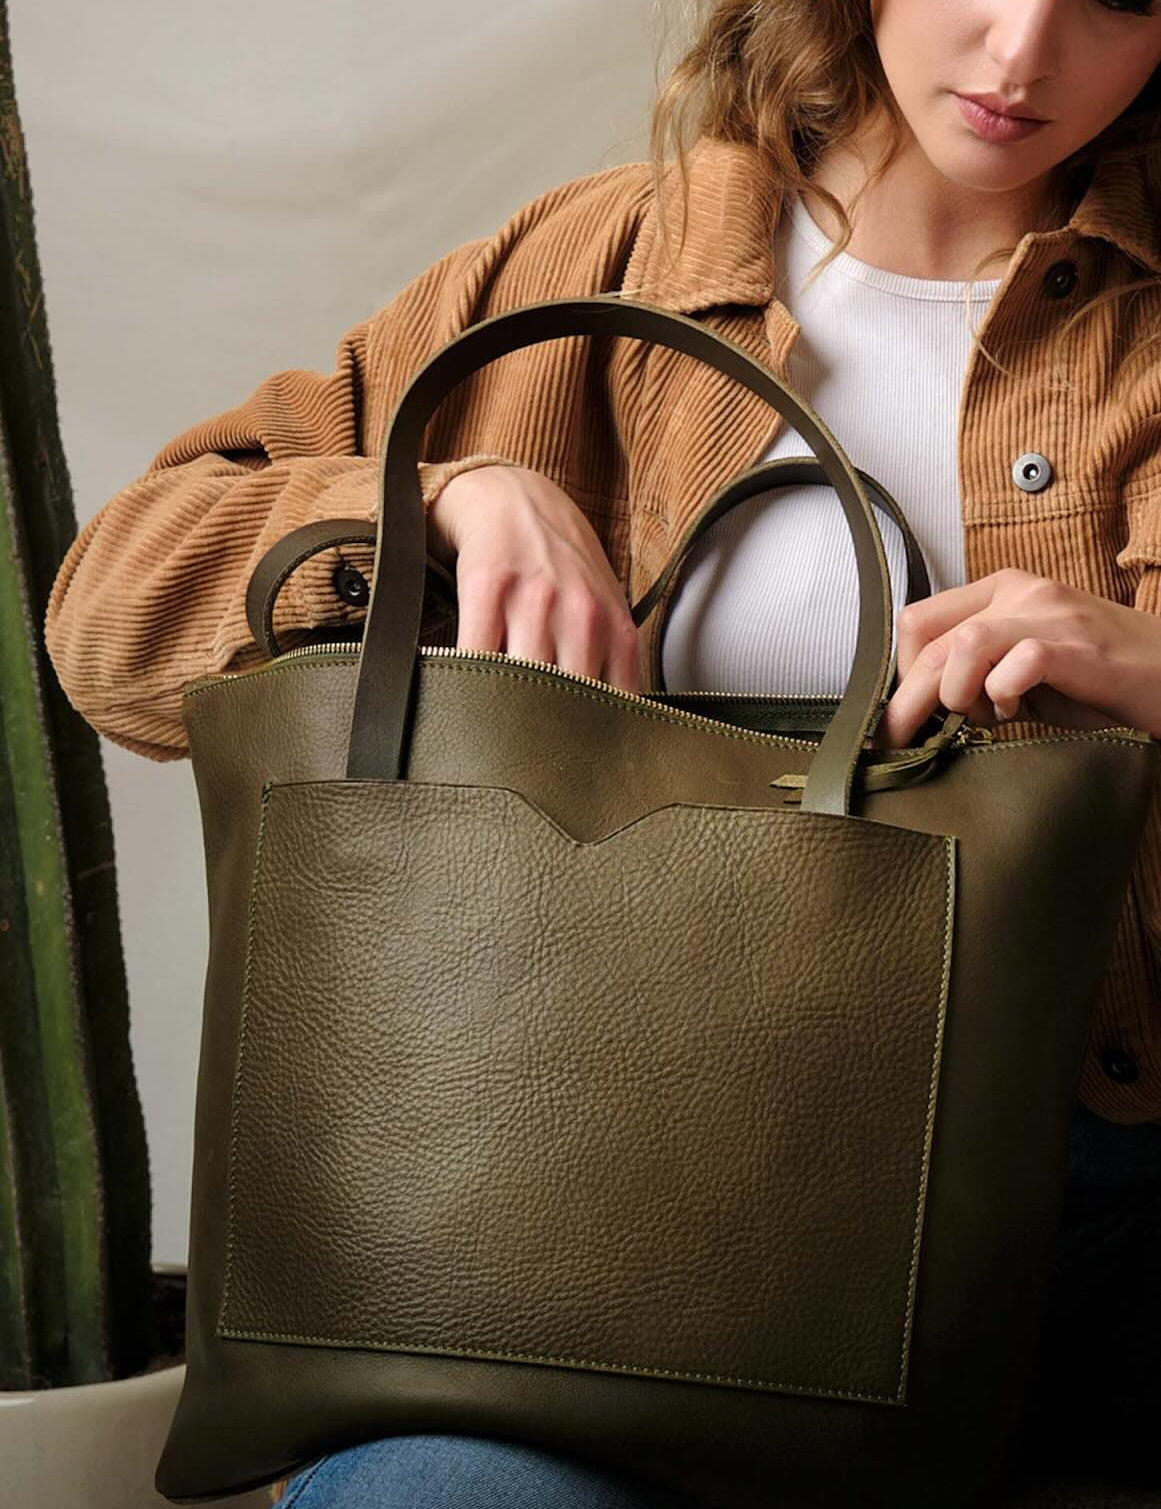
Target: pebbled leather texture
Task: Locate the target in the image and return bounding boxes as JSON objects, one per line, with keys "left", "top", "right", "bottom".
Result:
{"left": 159, "top": 298, "right": 1161, "bottom": 1509}
{"left": 221, "top": 780, "right": 953, "bottom": 1402}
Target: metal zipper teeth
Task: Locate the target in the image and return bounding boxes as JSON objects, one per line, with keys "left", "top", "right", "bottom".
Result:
{"left": 199, "top": 643, "right": 1157, "bottom": 749}
{"left": 194, "top": 642, "right": 834, "bottom": 751}
{"left": 265, "top": 638, "right": 833, "bottom": 701}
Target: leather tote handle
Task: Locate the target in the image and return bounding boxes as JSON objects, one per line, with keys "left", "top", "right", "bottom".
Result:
{"left": 245, "top": 457, "right": 930, "bottom": 664}
{"left": 246, "top": 519, "right": 374, "bottom": 659}
{"left": 244, "top": 520, "right": 456, "bottom": 660}
{"left": 632, "top": 456, "right": 930, "bottom": 691}
{"left": 241, "top": 452, "right": 923, "bottom": 660}
{"left": 350, "top": 295, "right": 911, "bottom": 818}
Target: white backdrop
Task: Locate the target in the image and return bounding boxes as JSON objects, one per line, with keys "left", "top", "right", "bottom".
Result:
{"left": 10, "top": 0, "right": 663, "bottom": 1265}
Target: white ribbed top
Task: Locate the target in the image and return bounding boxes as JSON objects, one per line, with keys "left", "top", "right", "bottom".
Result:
{"left": 659, "top": 193, "right": 1003, "bottom": 696}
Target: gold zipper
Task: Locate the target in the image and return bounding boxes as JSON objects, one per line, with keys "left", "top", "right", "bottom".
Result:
{"left": 192, "top": 641, "right": 835, "bottom": 751}
{"left": 197, "top": 642, "right": 1148, "bottom": 750}
{"left": 253, "top": 641, "right": 850, "bottom": 708}
{"left": 195, "top": 641, "right": 1023, "bottom": 750}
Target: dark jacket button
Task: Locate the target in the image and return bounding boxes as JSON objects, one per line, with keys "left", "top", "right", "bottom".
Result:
{"left": 333, "top": 564, "right": 370, "bottom": 607}
{"left": 1043, "top": 261, "right": 1078, "bottom": 300}
{"left": 1101, "top": 1048, "right": 1140, "bottom": 1085}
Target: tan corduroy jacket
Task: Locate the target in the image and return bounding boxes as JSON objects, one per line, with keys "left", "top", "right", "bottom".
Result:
{"left": 45, "top": 135, "right": 1161, "bottom": 1122}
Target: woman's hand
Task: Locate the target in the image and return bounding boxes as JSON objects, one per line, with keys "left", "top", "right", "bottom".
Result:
{"left": 878, "top": 568, "right": 1161, "bottom": 749}
{"left": 426, "top": 464, "right": 641, "bottom": 694}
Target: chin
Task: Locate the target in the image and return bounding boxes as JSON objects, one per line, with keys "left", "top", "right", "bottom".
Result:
{"left": 920, "top": 137, "right": 1047, "bottom": 195}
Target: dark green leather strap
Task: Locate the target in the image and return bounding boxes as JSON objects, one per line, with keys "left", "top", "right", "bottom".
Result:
{"left": 633, "top": 456, "right": 930, "bottom": 629}
{"left": 249, "top": 456, "right": 930, "bottom": 682}
{"left": 245, "top": 520, "right": 375, "bottom": 660}
{"left": 348, "top": 296, "right": 906, "bottom": 817}
{"left": 632, "top": 457, "right": 930, "bottom": 698}
{"left": 244, "top": 520, "right": 457, "bottom": 660}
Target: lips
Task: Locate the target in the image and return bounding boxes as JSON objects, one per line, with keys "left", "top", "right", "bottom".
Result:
{"left": 954, "top": 94, "right": 1049, "bottom": 144}
{"left": 958, "top": 91, "right": 1049, "bottom": 123}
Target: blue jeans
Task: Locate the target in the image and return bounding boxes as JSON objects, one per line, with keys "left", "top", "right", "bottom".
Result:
{"left": 279, "top": 1437, "right": 696, "bottom": 1508}
{"left": 282, "top": 1104, "right": 1161, "bottom": 1507}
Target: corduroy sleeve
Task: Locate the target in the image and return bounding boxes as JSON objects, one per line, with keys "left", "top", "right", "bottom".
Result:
{"left": 42, "top": 238, "right": 522, "bottom": 761}
{"left": 45, "top": 158, "right": 653, "bottom": 760}
{"left": 45, "top": 159, "right": 652, "bottom": 760}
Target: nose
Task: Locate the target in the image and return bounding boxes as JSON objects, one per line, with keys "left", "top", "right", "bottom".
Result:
{"left": 984, "top": 0, "right": 1061, "bottom": 91}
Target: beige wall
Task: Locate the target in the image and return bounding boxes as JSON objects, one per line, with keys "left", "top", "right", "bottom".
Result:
{"left": 10, "top": 0, "right": 663, "bottom": 1264}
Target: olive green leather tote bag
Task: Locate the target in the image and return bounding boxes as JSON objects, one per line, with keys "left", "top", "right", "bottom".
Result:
{"left": 156, "top": 298, "right": 1160, "bottom": 1509}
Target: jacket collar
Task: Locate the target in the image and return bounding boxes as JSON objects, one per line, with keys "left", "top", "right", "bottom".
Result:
{"left": 1069, "top": 152, "right": 1161, "bottom": 276}
{"left": 622, "top": 133, "right": 1161, "bottom": 315}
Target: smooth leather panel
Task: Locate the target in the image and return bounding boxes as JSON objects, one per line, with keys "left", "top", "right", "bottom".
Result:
{"left": 220, "top": 780, "right": 954, "bottom": 1403}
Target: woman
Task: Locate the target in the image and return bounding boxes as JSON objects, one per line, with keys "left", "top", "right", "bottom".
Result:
{"left": 46, "top": 0, "right": 1161, "bottom": 1504}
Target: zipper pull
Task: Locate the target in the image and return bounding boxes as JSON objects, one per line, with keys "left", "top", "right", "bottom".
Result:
{"left": 951, "top": 720, "right": 993, "bottom": 748}
{"left": 770, "top": 711, "right": 990, "bottom": 804}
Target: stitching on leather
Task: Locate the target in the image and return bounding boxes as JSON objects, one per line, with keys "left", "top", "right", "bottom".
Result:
{"left": 215, "top": 1326, "right": 900, "bottom": 1405}
{"left": 414, "top": 663, "right": 815, "bottom": 747}
{"left": 209, "top": 722, "right": 1140, "bottom": 1400}
{"left": 183, "top": 656, "right": 818, "bottom": 750}
{"left": 182, "top": 660, "right": 1158, "bottom": 755}
{"left": 217, "top": 781, "right": 274, "bottom": 1333}
{"left": 896, "top": 837, "right": 956, "bottom": 1403}
{"left": 958, "top": 733, "right": 1154, "bottom": 752}
{"left": 302, "top": 781, "right": 803, "bottom": 853}
{"left": 215, "top": 801, "right": 952, "bottom": 1405}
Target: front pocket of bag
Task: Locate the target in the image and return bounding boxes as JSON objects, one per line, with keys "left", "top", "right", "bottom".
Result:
{"left": 218, "top": 779, "right": 954, "bottom": 1405}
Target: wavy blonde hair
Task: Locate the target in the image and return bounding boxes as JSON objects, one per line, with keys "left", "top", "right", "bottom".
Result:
{"left": 649, "top": 0, "right": 1161, "bottom": 384}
